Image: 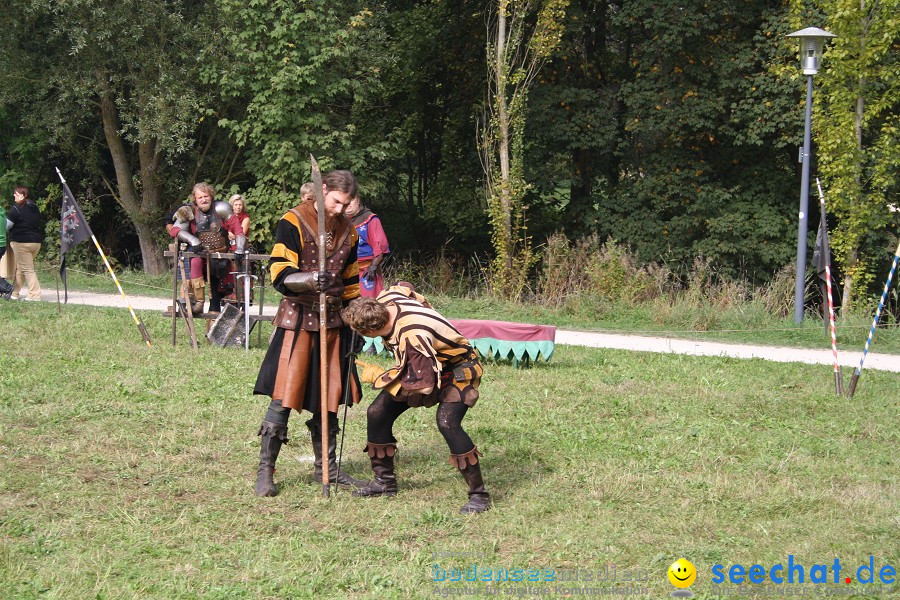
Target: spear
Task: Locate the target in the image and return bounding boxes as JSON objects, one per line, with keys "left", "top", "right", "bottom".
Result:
{"left": 310, "top": 154, "right": 330, "bottom": 499}
{"left": 815, "top": 179, "right": 842, "bottom": 395}
{"left": 336, "top": 330, "right": 360, "bottom": 494}
{"left": 847, "top": 237, "right": 900, "bottom": 398}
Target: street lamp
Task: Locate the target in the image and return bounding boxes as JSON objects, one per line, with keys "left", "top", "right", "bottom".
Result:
{"left": 787, "top": 26, "right": 836, "bottom": 324}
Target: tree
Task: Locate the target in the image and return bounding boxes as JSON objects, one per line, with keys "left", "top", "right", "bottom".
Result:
{"left": 596, "top": 0, "right": 798, "bottom": 278}
{"left": 212, "top": 0, "right": 398, "bottom": 241}
{"left": 805, "top": 0, "right": 900, "bottom": 308}
{"left": 0, "top": 0, "right": 222, "bottom": 274}
{"left": 480, "top": 0, "right": 568, "bottom": 299}
{"left": 374, "top": 0, "right": 490, "bottom": 253}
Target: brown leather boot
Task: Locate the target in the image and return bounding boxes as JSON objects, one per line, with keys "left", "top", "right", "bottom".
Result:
{"left": 352, "top": 443, "right": 398, "bottom": 497}
{"left": 190, "top": 278, "right": 205, "bottom": 315}
{"left": 451, "top": 447, "right": 490, "bottom": 514}
{"left": 306, "top": 417, "right": 367, "bottom": 488}
{"left": 255, "top": 421, "right": 288, "bottom": 497}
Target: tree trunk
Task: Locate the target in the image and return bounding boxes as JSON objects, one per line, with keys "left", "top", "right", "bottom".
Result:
{"left": 842, "top": 250, "right": 856, "bottom": 314}
{"left": 496, "top": 1, "right": 513, "bottom": 273}
{"left": 842, "top": 54, "right": 866, "bottom": 312}
{"left": 138, "top": 126, "right": 167, "bottom": 275}
{"left": 100, "top": 92, "right": 167, "bottom": 275}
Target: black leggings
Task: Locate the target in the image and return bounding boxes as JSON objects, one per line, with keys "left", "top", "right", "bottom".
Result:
{"left": 366, "top": 391, "right": 475, "bottom": 455}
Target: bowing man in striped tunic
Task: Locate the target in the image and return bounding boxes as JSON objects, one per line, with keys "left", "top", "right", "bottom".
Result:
{"left": 342, "top": 284, "right": 490, "bottom": 514}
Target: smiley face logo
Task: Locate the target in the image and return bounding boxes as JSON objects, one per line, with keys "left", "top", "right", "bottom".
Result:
{"left": 668, "top": 558, "right": 697, "bottom": 589}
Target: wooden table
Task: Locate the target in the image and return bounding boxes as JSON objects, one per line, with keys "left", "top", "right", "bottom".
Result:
{"left": 163, "top": 249, "right": 273, "bottom": 347}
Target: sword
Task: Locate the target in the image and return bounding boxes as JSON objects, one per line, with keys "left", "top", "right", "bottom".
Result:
{"left": 310, "top": 154, "right": 331, "bottom": 499}
{"left": 234, "top": 253, "right": 256, "bottom": 351}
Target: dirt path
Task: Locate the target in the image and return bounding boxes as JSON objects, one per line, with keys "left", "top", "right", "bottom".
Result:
{"left": 37, "top": 290, "right": 900, "bottom": 373}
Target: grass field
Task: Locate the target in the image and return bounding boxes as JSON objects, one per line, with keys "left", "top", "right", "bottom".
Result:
{"left": 1, "top": 302, "right": 897, "bottom": 599}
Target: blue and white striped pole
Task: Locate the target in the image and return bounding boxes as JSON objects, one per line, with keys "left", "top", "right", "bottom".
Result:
{"left": 847, "top": 238, "right": 900, "bottom": 398}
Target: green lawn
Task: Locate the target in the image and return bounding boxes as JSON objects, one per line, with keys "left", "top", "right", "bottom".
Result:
{"left": 0, "top": 302, "right": 896, "bottom": 599}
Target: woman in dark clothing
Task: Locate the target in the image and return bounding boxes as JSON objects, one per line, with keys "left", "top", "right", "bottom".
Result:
{"left": 7, "top": 186, "right": 44, "bottom": 300}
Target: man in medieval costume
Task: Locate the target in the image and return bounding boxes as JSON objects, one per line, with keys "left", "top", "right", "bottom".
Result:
{"left": 252, "top": 170, "right": 367, "bottom": 496}
{"left": 167, "top": 182, "right": 247, "bottom": 315}
{"left": 341, "top": 283, "right": 491, "bottom": 514}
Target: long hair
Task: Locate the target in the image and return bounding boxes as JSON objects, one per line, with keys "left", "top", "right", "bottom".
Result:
{"left": 322, "top": 170, "right": 358, "bottom": 198}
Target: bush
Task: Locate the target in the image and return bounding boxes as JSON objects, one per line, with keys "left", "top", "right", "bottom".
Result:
{"left": 537, "top": 234, "right": 666, "bottom": 307}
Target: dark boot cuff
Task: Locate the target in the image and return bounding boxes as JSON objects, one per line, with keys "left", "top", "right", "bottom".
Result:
{"left": 258, "top": 421, "right": 289, "bottom": 443}
{"left": 364, "top": 443, "right": 397, "bottom": 458}
{"left": 449, "top": 446, "right": 481, "bottom": 468}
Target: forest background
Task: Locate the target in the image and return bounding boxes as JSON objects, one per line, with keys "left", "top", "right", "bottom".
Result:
{"left": 0, "top": 0, "right": 897, "bottom": 312}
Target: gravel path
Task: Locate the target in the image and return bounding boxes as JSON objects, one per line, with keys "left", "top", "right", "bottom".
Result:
{"left": 32, "top": 289, "right": 900, "bottom": 373}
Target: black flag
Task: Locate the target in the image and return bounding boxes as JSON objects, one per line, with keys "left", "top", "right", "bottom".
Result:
{"left": 812, "top": 206, "right": 831, "bottom": 284}
{"left": 59, "top": 180, "right": 93, "bottom": 302}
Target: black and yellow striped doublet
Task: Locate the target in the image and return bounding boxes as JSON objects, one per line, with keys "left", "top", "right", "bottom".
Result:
{"left": 374, "top": 285, "right": 482, "bottom": 407}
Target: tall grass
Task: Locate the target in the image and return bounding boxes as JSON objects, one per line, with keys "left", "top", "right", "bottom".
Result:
{"left": 382, "top": 234, "right": 883, "bottom": 328}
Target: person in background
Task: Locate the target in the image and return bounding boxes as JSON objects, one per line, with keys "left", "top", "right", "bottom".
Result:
{"left": 222, "top": 194, "right": 252, "bottom": 303}
{"left": 0, "top": 199, "right": 13, "bottom": 299}
{"left": 167, "top": 182, "right": 246, "bottom": 314}
{"left": 228, "top": 194, "right": 251, "bottom": 247}
{"left": 299, "top": 181, "right": 315, "bottom": 204}
{"left": 345, "top": 194, "right": 390, "bottom": 297}
{"left": 7, "top": 186, "right": 45, "bottom": 301}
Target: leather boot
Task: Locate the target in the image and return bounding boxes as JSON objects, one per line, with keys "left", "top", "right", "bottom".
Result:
{"left": 451, "top": 447, "right": 490, "bottom": 514}
{"left": 208, "top": 286, "right": 222, "bottom": 314}
{"left": 255, "top": 421, "right": 288, "bottom": 497}
{"left": 190, "top": 278, "right": 206, "bottom": 315}
{"left": 306, "top": 416, "right": 367, "bottom": 488}
{"left": 352, "top": 443, "right": 398, "bottom": 497}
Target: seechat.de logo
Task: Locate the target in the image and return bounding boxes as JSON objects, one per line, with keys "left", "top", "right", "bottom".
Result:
{"left": 711, "top": 556, "right": 896, "bottom": 586}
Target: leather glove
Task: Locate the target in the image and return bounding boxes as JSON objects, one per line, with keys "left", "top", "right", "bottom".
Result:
{"left": 356, "top": 360, "right": 383, "bottom": 384}
{"left": 363, "top": 269, "right": 376, "bottom": 284}
{"left": 284, "top": 271, "right": 344, "bottom": 295}
{"left": 320, "top": 272, "right": 344, "bottom": 296}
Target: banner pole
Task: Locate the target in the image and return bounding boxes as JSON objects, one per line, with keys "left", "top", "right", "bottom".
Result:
{"left": 816, "top": 179, "right": 842, "bottom": 395}
{"left": 90, "top": 234, "right": 152, "bottom": 347}
{"left": 56, "top": 167, "right": 151, "bottom": 347}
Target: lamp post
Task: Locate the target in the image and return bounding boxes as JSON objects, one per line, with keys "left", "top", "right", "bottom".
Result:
{"left": 787, "top": 26, "right": 836, "bottom": 324}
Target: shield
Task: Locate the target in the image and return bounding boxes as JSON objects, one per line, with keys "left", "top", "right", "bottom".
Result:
{"left": 206, "top": 303, "right": 247, "bottom": 348}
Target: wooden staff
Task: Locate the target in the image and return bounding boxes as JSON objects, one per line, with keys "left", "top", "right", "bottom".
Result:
{"left": 310, "top": 154, "right": 330, "bottom": 498}
{"left": 179, "top": 258, "right": 199, "bottom": 351}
